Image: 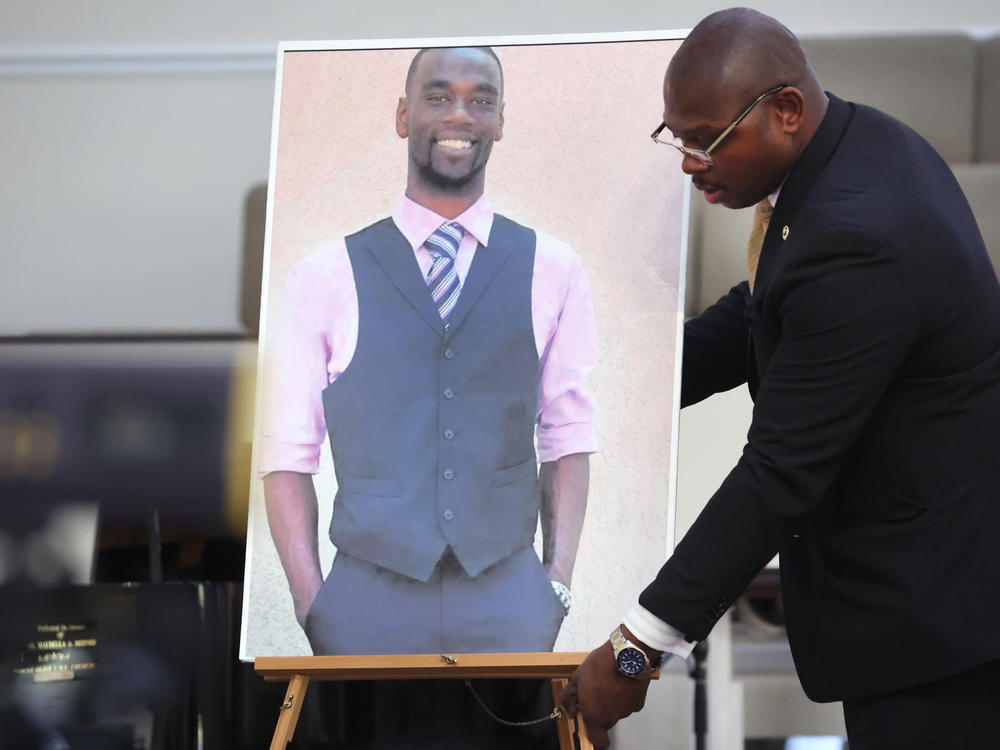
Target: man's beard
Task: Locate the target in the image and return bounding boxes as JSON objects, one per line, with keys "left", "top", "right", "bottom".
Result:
{"left": 411, "top": 143, "right": 491, "bottom": 191}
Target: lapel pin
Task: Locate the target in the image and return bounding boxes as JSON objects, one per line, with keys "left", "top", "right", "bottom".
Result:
{"left": 782, "top": 225, "right": 790, "bottom": 240}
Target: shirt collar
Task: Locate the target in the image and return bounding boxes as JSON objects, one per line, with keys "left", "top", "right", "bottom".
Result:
{"left": 392, "top": 193, "right": 495, "bottom": 251}
{"left": 767, "top": 178, "right": 786, "bottom": 208}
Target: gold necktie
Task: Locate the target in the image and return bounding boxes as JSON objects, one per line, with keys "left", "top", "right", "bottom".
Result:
{"left": 746, "top": 198, "right": 773, "bottom": 293}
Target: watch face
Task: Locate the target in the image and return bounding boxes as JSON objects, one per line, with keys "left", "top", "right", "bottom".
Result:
{"left": 616, "top": 647, "right": 647, "bottom": 675}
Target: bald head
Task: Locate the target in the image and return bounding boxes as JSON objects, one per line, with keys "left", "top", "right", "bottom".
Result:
{"left": 658, "top": 8, "right": 828, "bottom": 209}
{"left": 667, "top": 8, "right": 821, "bottom": 111}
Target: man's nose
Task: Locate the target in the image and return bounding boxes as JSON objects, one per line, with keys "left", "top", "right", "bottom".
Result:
{"left": 443, "top": 100, "right": 474, "bottom": 124}
{"left": 680, "top": 153, "right": 711, "bottom": 175}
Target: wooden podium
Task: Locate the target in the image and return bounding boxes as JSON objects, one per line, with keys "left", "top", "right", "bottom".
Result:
{"left": 256, "top": 652, "right": 594, "bottom": 750}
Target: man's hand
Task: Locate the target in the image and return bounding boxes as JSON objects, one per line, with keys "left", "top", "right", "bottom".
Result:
{"left": 291, "top": 575, "right": 322, "bottom": 628}
{"left": 559, "top": 638, "right": 653, "bottom": 749}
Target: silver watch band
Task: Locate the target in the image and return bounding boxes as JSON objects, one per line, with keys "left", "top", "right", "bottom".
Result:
{"left": 551, "top": 580, "right": 572, "bottom": 614}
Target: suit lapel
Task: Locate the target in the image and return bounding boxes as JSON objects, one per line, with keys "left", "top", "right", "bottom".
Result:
{"left": 364, "top": 221, "right": 446, "bottom": 336}
{"left": 754, "top": 94, "right": 855, "bottom": 294}
{"left": 443, "top": 215, "right": 521, "bottom": 339}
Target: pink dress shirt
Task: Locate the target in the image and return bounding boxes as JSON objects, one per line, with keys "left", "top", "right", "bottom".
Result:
{"left": 258, "top": 194, "right": 599, "bottom": 476}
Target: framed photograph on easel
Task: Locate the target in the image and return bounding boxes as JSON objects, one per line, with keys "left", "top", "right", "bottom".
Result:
{"left": 240, "top": 31, "right": 689, "bottom": 662}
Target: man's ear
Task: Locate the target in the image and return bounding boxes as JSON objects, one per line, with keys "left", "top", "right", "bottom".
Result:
{"left": 396, "top": 96, "right": 408, "bottom": 138}
{"left": 495, "top": 102, "right": 505, "bottom": 142}
{"left": 773, "top": 87, "right": 805, "bottom": 135}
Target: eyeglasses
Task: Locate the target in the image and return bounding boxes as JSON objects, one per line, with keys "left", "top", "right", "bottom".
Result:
{"left": 651, "top": 83, "right": 788, "bottom": 166}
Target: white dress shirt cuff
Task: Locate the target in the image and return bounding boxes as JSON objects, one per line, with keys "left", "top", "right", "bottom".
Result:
{"left": 623, "top": 604, "right": 697, "bottom": 659}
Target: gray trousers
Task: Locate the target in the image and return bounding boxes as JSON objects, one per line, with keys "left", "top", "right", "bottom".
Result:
{"left": 304, "top": 545, "right": 566, "bottom": 655}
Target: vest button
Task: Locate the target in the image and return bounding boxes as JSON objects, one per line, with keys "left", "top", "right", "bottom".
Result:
{"left": 443, "top": 468, "right": 455, "bottom": 480}
{"left": 443, "top": 348, "right": 455, "bottom": 360}
{"left": 443, "top": 429, "right": 455, "bottom": 440}
{"left": 443, "top": 388, "right": 455, "bottom": 399}
{"left": 443, "top": 509, "right": 455, "bottom": 521}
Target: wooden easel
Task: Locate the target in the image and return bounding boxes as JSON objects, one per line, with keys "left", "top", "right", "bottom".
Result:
{"left": 256, "top": 652, "right": 594, "bottom": 750}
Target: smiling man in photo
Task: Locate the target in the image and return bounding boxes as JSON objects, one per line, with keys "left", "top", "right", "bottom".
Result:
{"left": 259, "top": 46, "right": 598, "bottom": 656}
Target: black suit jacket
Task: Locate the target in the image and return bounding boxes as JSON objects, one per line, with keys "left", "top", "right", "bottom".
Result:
{"left": 641, "top": 94, "right": 1000, "bottom": 701}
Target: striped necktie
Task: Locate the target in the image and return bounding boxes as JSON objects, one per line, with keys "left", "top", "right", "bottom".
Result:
{"left": 425, "top": 222, "right": 464, "bottom": 321}
{"left": 746, "top": 198, "right": 773, "bottom": 293}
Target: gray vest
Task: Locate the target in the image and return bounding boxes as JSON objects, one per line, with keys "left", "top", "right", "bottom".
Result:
{"left": 322, "top": 215, "right": 540, "bottom": 582}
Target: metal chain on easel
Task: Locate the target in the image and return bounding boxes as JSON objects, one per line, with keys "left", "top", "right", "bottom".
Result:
{"left": 462, "top": 679, "right": 563, "bottom": 727}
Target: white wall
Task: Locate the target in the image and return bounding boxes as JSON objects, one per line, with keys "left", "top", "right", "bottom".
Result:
{"left": 3, "top": 0, "right": 999, "bottom": 45}
{"left": 0, "top": 71, "right": 273, "bottom": 334}
{"left": 2, "top": 1, "right": 998, "bottom": 334}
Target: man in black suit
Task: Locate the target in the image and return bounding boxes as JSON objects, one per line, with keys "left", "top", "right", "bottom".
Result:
{"left": 562, "top": 8, "right": 1000, "bottom": 749}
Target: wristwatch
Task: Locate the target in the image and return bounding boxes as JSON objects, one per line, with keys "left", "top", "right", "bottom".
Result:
{"left": 551, "top": 580, "right": 573, "bottom": 614}
{"left": 610, "top": 626, "right": 663, "bottom": 677}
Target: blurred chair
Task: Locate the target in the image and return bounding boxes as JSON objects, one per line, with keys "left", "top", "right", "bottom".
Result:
{"left": 802, "top": 34, "right": 978, "bottom": 164}
{"left": 952, "top": 163, "right": 1000, "bottom": 278}
{"left": 975, "top": 35, "right": 1000, "bottom": 162}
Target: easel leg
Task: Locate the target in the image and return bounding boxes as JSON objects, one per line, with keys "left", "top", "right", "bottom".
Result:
{"left": 551, "top": 678, "right": 595, "bottom": 750}
{"left": 269, "top": 674, "right": 310, "bottom": 750}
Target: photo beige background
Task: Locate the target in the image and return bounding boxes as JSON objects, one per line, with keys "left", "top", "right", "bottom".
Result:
{"left": 242, "top": 36, "right": 687, "bottom": 658}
